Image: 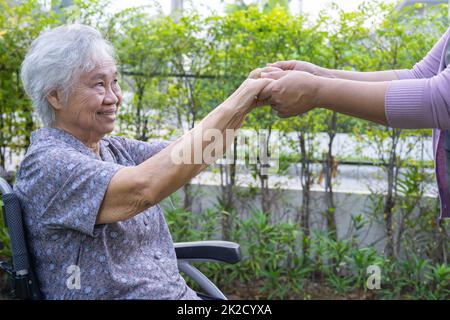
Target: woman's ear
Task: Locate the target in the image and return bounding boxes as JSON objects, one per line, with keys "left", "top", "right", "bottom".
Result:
{"left": 47, "top": 90, "right": 64, "bottom": 110}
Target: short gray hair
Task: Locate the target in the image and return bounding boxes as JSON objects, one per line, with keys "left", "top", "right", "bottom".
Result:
{"left": 21, "top": 24, "right": 116, "bottom": 127}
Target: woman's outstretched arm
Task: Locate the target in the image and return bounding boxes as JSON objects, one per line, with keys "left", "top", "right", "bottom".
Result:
{"left": 96, "top": 74, "right": 274, "bottom": 224}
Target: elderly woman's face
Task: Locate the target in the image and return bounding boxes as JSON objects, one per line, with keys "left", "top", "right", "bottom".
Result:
{"left": 56, "top": 58, "right": 122, "bottom": 139}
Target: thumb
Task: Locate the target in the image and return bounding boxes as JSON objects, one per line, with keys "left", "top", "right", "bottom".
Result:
{"left": 258, "top": 79, "right": 276, "bottom": 101}
{"left": 239, "top": 78, "right": 275, "bottom": 109}
{"left": 250, "top": 78, "right": 275, "bottom": 95}
{"left": 261, "top": 71, "right": 288, "bottom": 80}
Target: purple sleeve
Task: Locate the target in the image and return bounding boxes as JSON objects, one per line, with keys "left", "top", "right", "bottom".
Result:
{"left": 393, "top": 27, "right": 450, "bottom": 80}
{"left": 385, "top": 28, "right": 450, "bottom": 129}
{"left": 386, "top": 67, "right": 450, "bottom": 129}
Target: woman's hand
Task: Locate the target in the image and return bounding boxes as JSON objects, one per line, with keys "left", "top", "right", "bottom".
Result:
{"left": 259, "top": 70, "right": 320, "bottom": 118}
{"left": 248, "top": 66, "right": 282, "bottom": 79}
{"left": 268, "top": 60, "right": 336, "bottom": 79}
{"left": 243, "top": 66, "right": 281, "bottom": 108}
{"left": 223, "top": 71, "right": 275, "bottom": 113}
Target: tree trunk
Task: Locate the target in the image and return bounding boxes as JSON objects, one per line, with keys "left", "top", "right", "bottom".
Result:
{"left": 220, "top": 138, "right": 237, "bottom": 240}
{"left": 324, "top": 111, "right": 338, "bottom": 241}
{"left": 183, "top": 182, "right": 193, "bottom": 212}
{"left": 297, "top": 132, "right": 312, "bottom": 259}
{"left": 383, "top": 129, "right": 401, "bottom": 259}
{"left": 134, "top": 82, "right": 145, "bottom": 140}
{"left": 258, "top": 129, "right": 271, "bottom": 215}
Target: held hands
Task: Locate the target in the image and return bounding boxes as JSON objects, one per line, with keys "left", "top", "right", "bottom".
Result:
{"left": 224, "top": 66, "right": 282, "bottom": 113}
{"left": 229, "top": 62, "right": 324, "bottom": 118}
{"left": 258, "top": 69, "right": 321, "bottom": 118}
{"left": 268, "top": 60, "right": 335, "bottom": 79}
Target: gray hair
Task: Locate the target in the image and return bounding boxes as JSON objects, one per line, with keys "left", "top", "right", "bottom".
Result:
{"left": 21, "top": 24, "right": 116, "bottom": 127}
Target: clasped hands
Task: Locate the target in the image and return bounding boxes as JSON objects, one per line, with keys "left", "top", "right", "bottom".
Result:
{"left": 248, "top": 60, "right": 327, "bottom": 118}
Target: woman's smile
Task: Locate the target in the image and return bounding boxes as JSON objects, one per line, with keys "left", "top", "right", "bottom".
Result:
{"left": 96, "top": 108, "right": 117, "bottom": 121}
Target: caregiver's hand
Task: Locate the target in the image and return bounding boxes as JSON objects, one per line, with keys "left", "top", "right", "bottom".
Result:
{"left": 248, "top": 66, "right": 282, "bottom": 79}
{"left": 268, "top": 60, "right": 335, "bottom": 78}
{"left": 245, "top": 66, "right": 282, "bottom": 108}
{"left": 259, "top": 70, "right": 320, "bottom": 118}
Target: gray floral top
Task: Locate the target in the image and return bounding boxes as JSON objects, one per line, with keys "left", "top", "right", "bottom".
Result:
{"left": 13, "top": 127, "right": 199, "bottom": 300}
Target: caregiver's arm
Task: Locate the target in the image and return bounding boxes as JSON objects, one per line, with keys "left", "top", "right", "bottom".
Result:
{"left": 325, "top": 69, "right": 398, "bottom": 81}
{"left": 262, "top": 66, "right": 450, "bottom": 129}
{"left": 268, "top": 60, "right": 398, "bottom": 81}
{"left": 97, "top": 76, "right": 273, "bottom": 224}
{"left": 317, "top": 77, "right": 389, "bottom": 124}
{"left": 320, "top": 66, "right": 450, "bottom": 129}
{"left": 260, "top": 70, "right": 388, "bottom": 125}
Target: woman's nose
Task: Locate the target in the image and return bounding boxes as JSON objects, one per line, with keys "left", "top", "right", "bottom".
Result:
{"left": 104, "top": 87, "right": 119, "bottom": 105}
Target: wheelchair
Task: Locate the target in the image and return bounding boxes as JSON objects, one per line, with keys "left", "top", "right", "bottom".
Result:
{"left": 0, "top": 176, "right": 241, "bottom": 300}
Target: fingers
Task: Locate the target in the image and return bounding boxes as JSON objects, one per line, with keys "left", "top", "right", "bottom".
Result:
{"left": 236, "top": 78, "right": 274, "bottom": 108}
{"left": 267, "top": 60, "right": 297, "bottom": 71}
{"left": 258, "top": 80, "right": 277, "bottom": 101}
{"left": 272, "top": 106, "right": 293, "bottom": 118}
{"left": 260, "top": 70, "right": 289, "bottom": 80}
{"left": 256, "top": 70, "right": 291, "bottom": 102}
{"left": 252, "top": 78, "right": 275, "bottom": 98}
{"left": 248, "top": 66, "right": 283, "bottom": 79}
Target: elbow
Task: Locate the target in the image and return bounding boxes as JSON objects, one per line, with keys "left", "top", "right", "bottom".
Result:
{"left": 134, "top": 176, "right": 158, "bottom": 211}
{"left": 116, "top": 175, "right": 158, "bottom": 222}
{"left": 118, "top": 191, "right": 156, "bottom": 222}
{"left": 96, "top": 167, "right": 160, "bottom": 224}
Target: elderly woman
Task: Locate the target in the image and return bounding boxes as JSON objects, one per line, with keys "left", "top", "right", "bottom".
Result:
{"left": 14, "top": 24, "right": 274, "bottom": 299}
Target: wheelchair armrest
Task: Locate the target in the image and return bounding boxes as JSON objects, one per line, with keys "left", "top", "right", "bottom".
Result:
{"left": 174, "top": 241, "right": 241, "bottom": 264}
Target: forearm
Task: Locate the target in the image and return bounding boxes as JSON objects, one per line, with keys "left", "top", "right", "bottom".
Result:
{"left": 327, "top": 69, "right": 399, "bottom": 82}
{"left": 136, "top": 99, "right": 248, "bottom": 207}
{"left": 97, "top": 101, "right": 247, "bottom": 224}
{"left": 316, "top": 77, "right": 389, "bottom": 126}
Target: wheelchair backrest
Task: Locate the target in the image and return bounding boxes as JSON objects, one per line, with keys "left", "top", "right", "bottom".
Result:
{"left": 0, "top": 177, "right": 41, "bottom": 299}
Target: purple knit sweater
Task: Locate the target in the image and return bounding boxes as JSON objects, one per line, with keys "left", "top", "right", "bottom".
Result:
{"left": 385, "top": 27, "right": 450, "bottom": 219}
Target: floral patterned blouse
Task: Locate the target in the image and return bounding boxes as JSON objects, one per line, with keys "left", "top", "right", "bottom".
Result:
{"left": 13, "top": 127, "right": 199, "bottom": 300}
